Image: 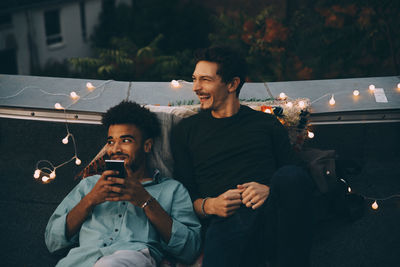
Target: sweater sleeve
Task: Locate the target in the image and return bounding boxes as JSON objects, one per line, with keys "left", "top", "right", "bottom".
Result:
{"left": 160, "top": 182, "right": 202, "bottom": 264}
{"left": 170, "top": 120, "right": 201, "bottom": 201}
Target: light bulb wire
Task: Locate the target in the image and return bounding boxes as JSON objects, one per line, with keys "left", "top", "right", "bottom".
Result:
{"left": 0, "top": 86, "right": 71, "bottom": 99}
{"left": 363, "top": 194, "right": 400, "bottom": 201}
{"left": 35, "top": 159, "right": 55, "bottom": 170}
{"left": 4, "top": 79, "right": 394, "bottom": 188}
{"left": 340, "top": 178, "right": 400, "bottom": 204}
{"left": 29, "top": 80, "right": 114, "bottom": 179}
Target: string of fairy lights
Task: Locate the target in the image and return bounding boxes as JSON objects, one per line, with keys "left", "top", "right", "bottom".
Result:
{"left": 1, "top": 80, "right": 112, "bottom": 184}
{"left": 1, "top": 78, "right": 400, "bottom": 210}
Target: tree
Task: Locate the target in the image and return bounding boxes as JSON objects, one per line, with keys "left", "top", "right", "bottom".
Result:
{"left": 209, "top": 0, "right": 400, "bottom": 81}
{"left": 69, "top": 0, "right": 212, "bottom": 81}
{"left": 60, "top": 0, "right": 399, "bottom": 82}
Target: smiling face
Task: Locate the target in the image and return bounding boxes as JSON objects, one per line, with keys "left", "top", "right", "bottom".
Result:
{"left": 106, "top": 124, "right": 152, "bottom": 172}
{"left": 192, "top": 61, "right": 239, "bottom": 117}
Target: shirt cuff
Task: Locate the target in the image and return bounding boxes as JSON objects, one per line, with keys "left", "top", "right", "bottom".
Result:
{"left": 161, "top": 218, "right": 201, "bottom": 263}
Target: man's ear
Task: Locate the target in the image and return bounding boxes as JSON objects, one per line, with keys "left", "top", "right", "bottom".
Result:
{"left": 227, "top": 77, "right": 241, "bottom": 94}
{"left": 143, "top": 138, "right": 153, "bottom": 153}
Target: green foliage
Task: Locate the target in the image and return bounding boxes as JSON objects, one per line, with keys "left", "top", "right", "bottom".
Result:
{"left": 66, "top": 0, "right": 398, "bottom": 82}
{"left": 69, "top": 0, "right": 211, "bottom": 81}
{"left": 32, "top": 59, "right": 73, "bottom": 78}
{"left": 209, "top": 7, "right": 290, "bottom": 81}
{"left": 69, "top": 35, "right": 155, "bottom": 81}
{"left": 170, "top": 99, "right": 198, "bottom": 106}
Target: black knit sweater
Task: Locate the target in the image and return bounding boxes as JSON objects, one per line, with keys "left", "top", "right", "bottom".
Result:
{"left": 171, "top": 105, "right": 299, "bottom": 200}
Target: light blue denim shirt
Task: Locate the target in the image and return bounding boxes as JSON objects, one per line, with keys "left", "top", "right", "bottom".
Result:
{"left": 45, "top": 170, "right": 201, "bottom": 266}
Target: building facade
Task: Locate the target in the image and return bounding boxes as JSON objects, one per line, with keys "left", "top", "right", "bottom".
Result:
{"left": 0, "top": 0, "right": 129, "bottom": 75}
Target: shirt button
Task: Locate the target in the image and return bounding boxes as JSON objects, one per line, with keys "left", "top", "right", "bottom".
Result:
{"left": 103, "top": 243, "right": 107, "bottom": 247}
{"left": 115, "top": 229, "right": 119, "bottom": 232}
{"left": 118, "top": 214, "right": 122, "bottom": 218}
{"left": 122, "top": 202, "right": 126, "bottom": 205}
{"left": 110, "top": 238, "right": 113, "bottom": 241}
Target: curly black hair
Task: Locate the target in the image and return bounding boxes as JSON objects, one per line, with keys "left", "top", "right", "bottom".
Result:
{"left": 194, "top": 45, "right": 247, "bottom": 97}
{"left": 101, "top": 101, "right": 161, "bottom": 140}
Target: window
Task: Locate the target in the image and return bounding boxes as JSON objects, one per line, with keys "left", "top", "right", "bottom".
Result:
{"left": 44, "top": 9, "right": 63, "bottom": 45}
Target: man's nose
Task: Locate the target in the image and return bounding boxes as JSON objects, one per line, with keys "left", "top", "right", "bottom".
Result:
{"left": 110, "top": 141, "right": 122, "bottom": 154}
{"left": 193, "top": 80, "right": 201, "bottom": 92}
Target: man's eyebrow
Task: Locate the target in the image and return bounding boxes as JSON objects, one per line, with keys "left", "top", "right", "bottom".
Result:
{"left": 193, "top": 74, "right": 214, "bottom": 79}
{"left": 120, "top": 135, "right": 135, "bottom": 139}
{"left": 106, "top": 135, "right": 135, "bottom": 140}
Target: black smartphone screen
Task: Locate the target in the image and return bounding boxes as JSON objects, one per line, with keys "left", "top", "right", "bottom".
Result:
{"left": 105, "top": 160, "right": 125, "bottom": 178}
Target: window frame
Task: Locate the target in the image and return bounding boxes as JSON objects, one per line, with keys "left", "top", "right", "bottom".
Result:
{"left": 43, "top": 8, "right": 63, "bottom": 47}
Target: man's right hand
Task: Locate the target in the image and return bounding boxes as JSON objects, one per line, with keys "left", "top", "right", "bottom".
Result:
{"left": 66, "top": 170, "right": 121, "bottom": 239}
{"left": 203, "top": 189, "right": 243, "bottom": 218}
{"left": 85, "top": 170, "right": 122, "bottom": 207}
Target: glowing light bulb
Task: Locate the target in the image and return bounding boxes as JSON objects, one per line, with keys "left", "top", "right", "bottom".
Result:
{"left": 62, "top": 135, "right": 69, "bottom": 144}
{"left": 371, "top": 200, "right": 378, "bottom": 210}
{"left": 348, "top": 187, "right": 352, "bottom": 193}
{"left": 369, "top": 84, "right": 375, "bottom": 91}
{"left": 298, "top": 101, "right": 305, "bottom": 109}
{"left": 329, "top": 95, "right": 335, "bottom": 106}
{"left": 34, "top": 169, "right": 40, "bottom": 179}
{"left": 279, "top": 92, "right": 287, "bottom": 100}
{"left": 75, "top": 158, "right": 81, "bottom": 165}
{"left": 397, "top": 83, "right": 400, "bottom": 89}
{"left": 54, "top": 103, "right": 63, "bottom": 110}
{"left": 70, "top": 91, "right": 79, "bottom": 100}
{"left": 353, "top": 90, "right": 360, "bottom": 96}
{"left": 42, "top": 176, "right": 50, "bottom": 182}
{"left": 286, "top": 102, "right": 293, "bottom": 108}
{"left": 170, "top": 80, "right": 180, "bottom": 88}
{"left": 307, "top": 131, "right": 314, "bottom": 139}
{"left": 86, "top": 82, "right": 95, "bottom": 91}
{"left": 264, "top": 109, "right": 272, "bottom": 114}
{"left": 50, "top": 171, "right": 56, "bottom": 179}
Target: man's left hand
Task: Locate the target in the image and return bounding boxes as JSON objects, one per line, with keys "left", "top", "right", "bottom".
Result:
{"left": 237, "top": 182, "right": 270, "bottom": 209}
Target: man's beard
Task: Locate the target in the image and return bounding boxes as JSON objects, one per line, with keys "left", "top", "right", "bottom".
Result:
{"left": 129, "top": 160, "right": 137, "bottom": 172}
{"left": 199, "top": 103, "right": 211, "bottom": 111}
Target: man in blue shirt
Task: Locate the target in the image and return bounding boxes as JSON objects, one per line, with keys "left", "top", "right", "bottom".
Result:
{"left": 45, "top": 101, "right": 201, "bottom": 267}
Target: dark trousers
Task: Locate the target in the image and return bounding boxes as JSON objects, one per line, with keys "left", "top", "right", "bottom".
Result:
{"left": 202, "top": 165, "right": 314, "bottom": 267}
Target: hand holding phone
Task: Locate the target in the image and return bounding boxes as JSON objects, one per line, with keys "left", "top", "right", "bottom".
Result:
{"left": 105, "top": 160, "right": 125, "bottom": 178}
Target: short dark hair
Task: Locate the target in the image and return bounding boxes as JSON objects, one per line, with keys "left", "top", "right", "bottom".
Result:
{"left": 102, "top": 101, "right": 161, "bottom": 140}
{"left": 194, "top": 46, "right": 247, "bottom": 96}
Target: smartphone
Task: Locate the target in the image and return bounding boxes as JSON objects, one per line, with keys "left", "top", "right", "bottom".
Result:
{"left": 105, "top": 159, "right": 125, "bottom": 178}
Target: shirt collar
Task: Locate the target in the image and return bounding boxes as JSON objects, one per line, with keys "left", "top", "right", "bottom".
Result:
{"left": 141, "top": 169, "right": 161, "bottom": 187}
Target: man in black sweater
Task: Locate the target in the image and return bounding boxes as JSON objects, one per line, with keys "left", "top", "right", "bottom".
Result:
{"left": 171, "top": 46, "right": 313, "bottom": 267}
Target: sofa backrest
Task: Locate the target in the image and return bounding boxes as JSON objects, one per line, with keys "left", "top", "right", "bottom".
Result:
{"left": 77, "top": 105, "right": 197, "bottom": 179}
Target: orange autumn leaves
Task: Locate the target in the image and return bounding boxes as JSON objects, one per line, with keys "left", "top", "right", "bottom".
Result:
{"left": 238, "top": 4, "right": 381, "bottom": 81}
{"left": 210, "top": 2, "right": 397, "bottom": 82}
{"left": 316, "top": 4, "right": 375, "bottom": 29}
{"left": 242, "top": 18, "right": 288, "bottom": 44}
{"left": 242, "top": 18, "right": 288, "bottom": 49}
{"left": 241, "top": 16, "right": 311, "bottom": 80}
